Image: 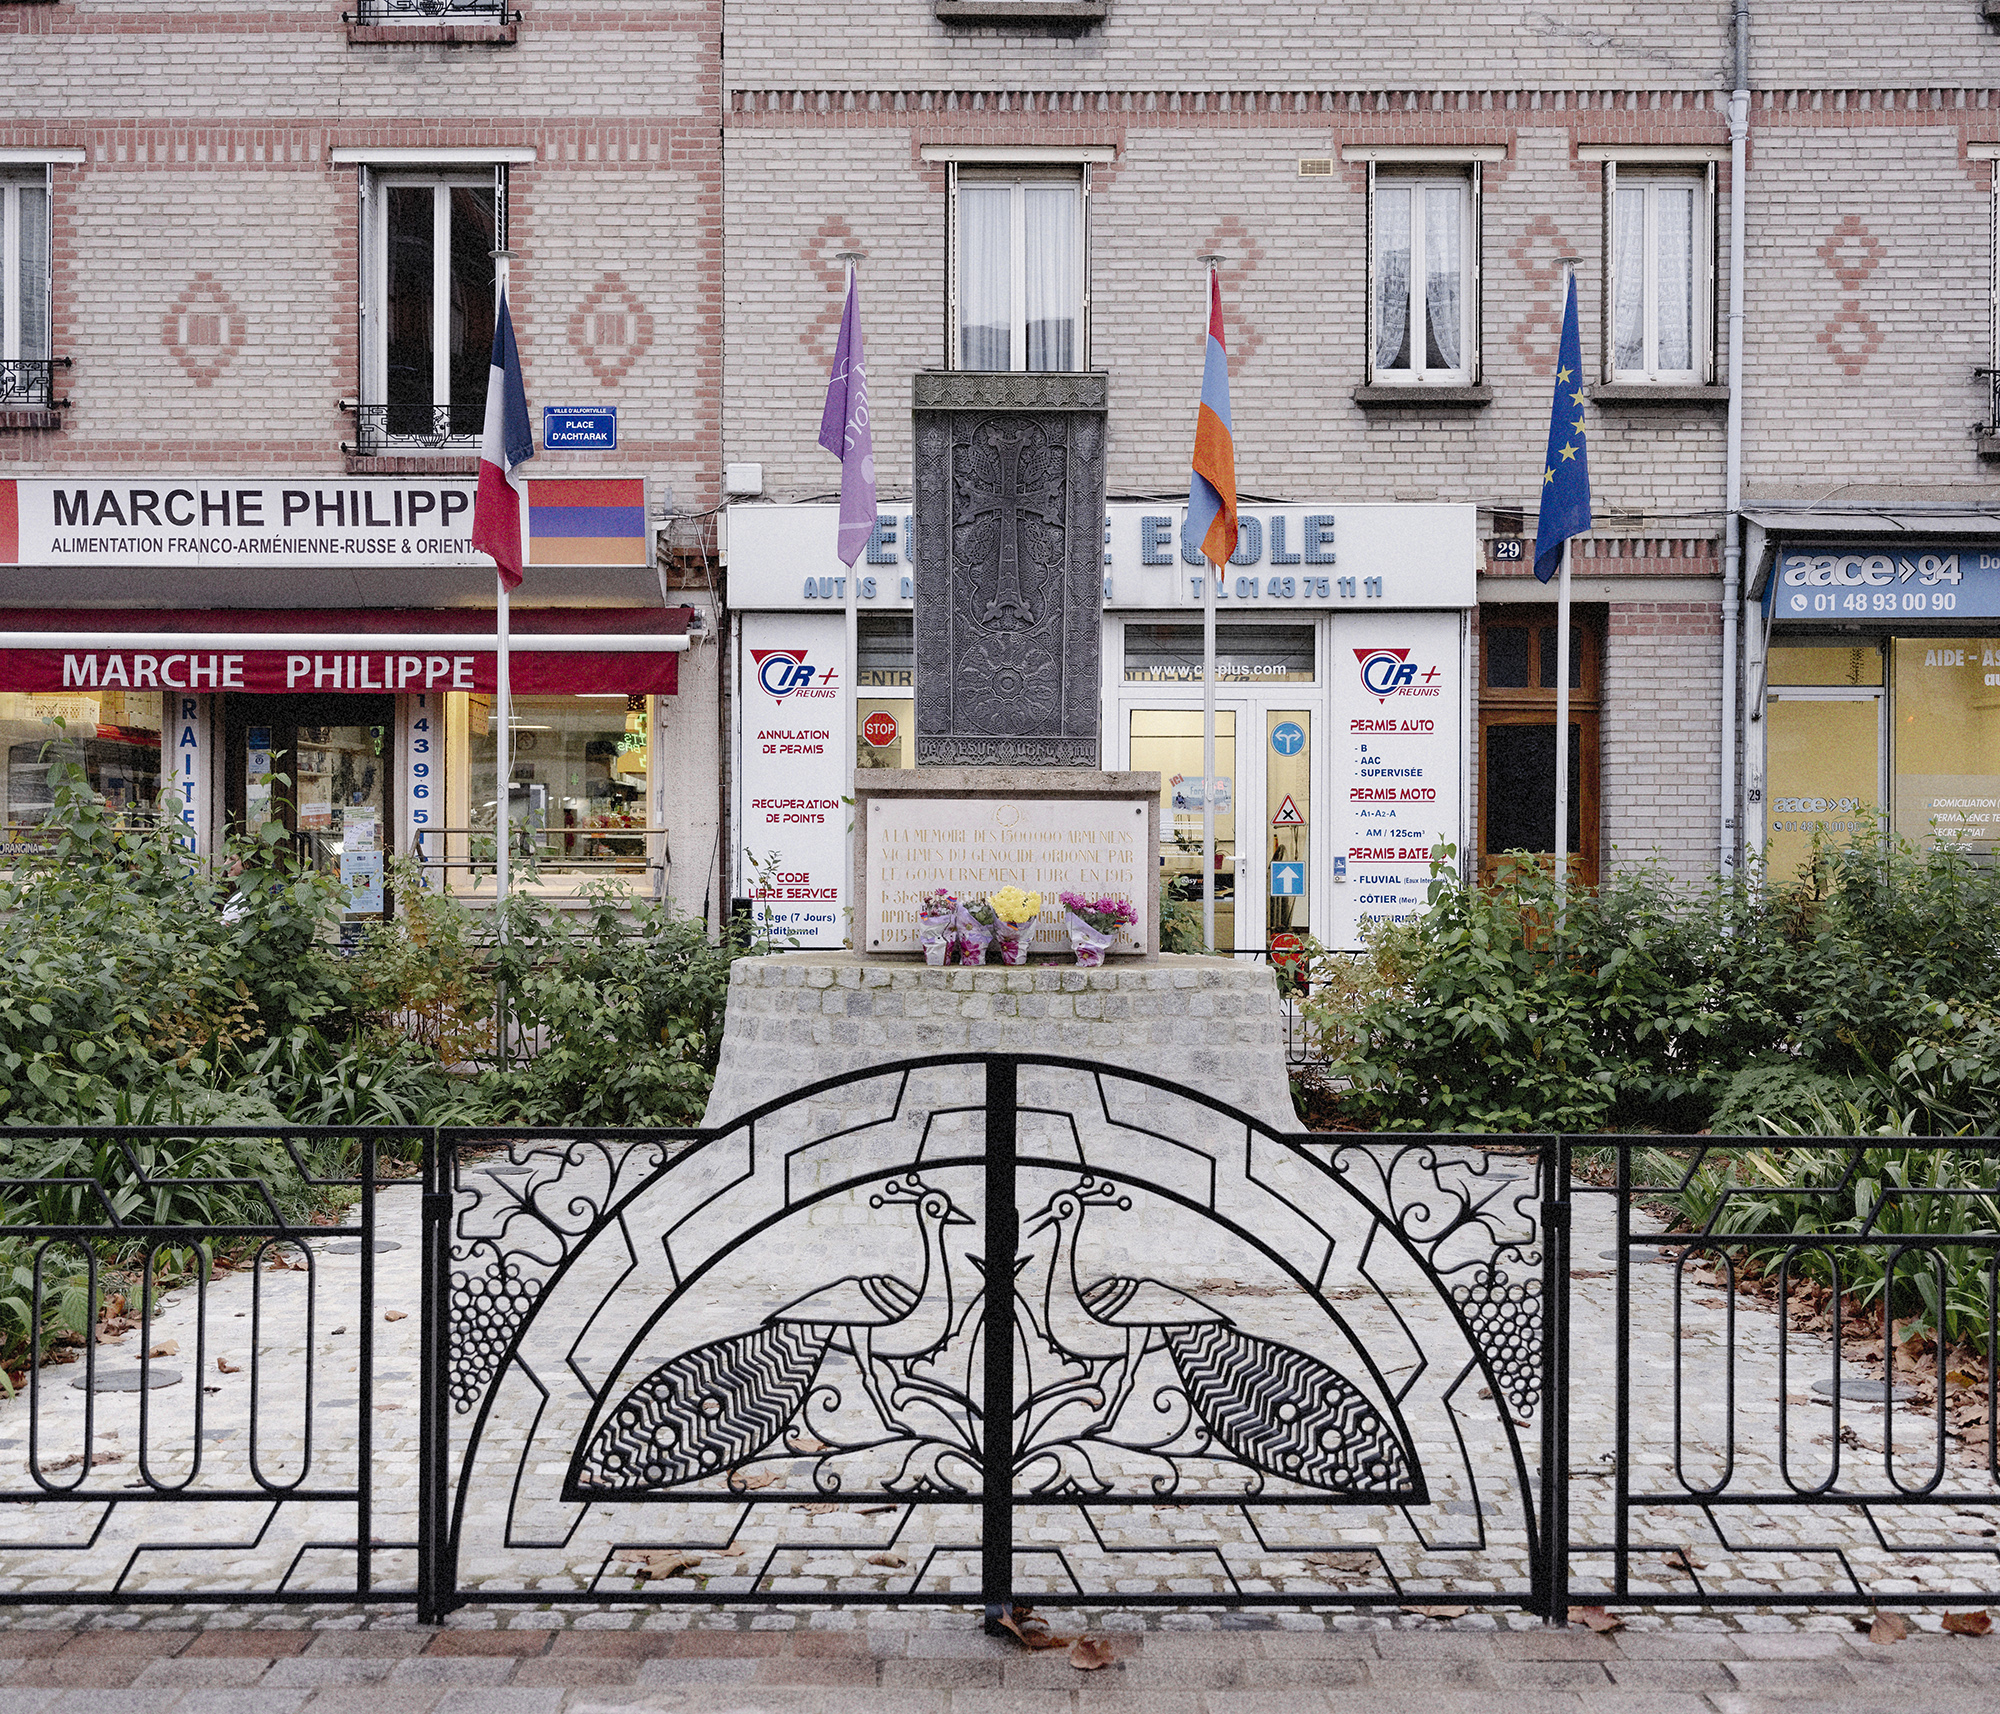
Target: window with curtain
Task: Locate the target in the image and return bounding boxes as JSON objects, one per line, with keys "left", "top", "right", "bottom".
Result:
{"left": 368, "top": 174, "right": 498, "bottom": 440}
{"left": 953, "top": 170, "right": 1083, "bottom": 372}
{"left": 1610, "top": 174, "right": 1703, "bottom": 381}
{"left": 1, "top": 174, "right": 51, "bottom": 401}
{"left": 1371, "top": 175, "right": 1473, "bottom": 383}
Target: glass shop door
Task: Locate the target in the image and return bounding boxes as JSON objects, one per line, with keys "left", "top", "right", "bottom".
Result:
{"left": 1128, "top": 706, "right": 1244, "bottom": 952}
{"left": 224, "top": 693, "right": 395, "bottom": 922}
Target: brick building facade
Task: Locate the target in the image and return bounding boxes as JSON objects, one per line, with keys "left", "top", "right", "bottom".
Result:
{"left": 7, "top": 4, "right": 1998, "bottom": 947}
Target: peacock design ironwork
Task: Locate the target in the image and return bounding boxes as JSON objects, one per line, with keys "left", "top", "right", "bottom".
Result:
{"left": 568, "top": 1172, "right": 1421, "bottom": 1504}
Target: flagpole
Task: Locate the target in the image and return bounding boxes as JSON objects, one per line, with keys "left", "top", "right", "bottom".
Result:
{"left": 836, "top": 251, "right": 864, "bottom": 949}
{"left": 493, "top": 252, "right": 514, "bottom": 926}
{"left": 1551, "top": 258, "right": 1577, "bottom": 908}
{"left": 1197, "top": 255, "right": 1222, "bottom": 955}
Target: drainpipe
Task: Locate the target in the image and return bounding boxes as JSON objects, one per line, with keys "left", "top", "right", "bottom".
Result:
{"left": 1720, "top": 3, "right": 1750, "bottom": 875}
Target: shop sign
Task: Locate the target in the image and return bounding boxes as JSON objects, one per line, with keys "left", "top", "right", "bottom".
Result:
{"left": 1328, "top": 611, "right": 1462, "bottom": 949}
{"left": 739, "top": 612, "right": 845, "bottom": 949}
{"left": 0, "top": 476, "right": 648, "bottom": 569}
{"left": 1770, "top": 543, "right": 2000, "bottom": 620}
{"left": 0, "top": 648, "right": 675, "bottom": 698}
{"left": 725, "top": 502, "right": 1478, "bottom": 611}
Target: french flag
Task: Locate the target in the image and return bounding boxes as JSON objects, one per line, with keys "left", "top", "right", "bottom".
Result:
{"left": 471, "top": 285, "right": 535, "bottom": 589}
{"left": 1182, "top": 270, "right": 1239, "bottom": 569}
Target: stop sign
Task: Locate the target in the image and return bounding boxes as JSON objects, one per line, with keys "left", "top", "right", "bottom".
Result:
{"left": 862, "top": 709, "right": 898, "bottom": 747}
{"left": 1269, "top": 931, "right": 1305, "bottom": 973}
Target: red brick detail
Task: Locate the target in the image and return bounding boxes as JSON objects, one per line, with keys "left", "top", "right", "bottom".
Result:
{"left": 1204, "top": 214, "right": 1263, "bottom": 375}
{"left": 567, "top": 271, "right": 656, "bottom": 388}
{"left": 161, "top": 274, "right": 246, "bottom": 388}
{"left": 1508, "top": 213, "right": 1571, "bottom": 369}
{"left": 1607, "top": 600, "right": 1724, "bottom": 639}
{"left": 801, "top": 215, "right": 860, "bottom": 372}
{"left": 0, "top": 409, "right": 64, "bottom": 432}
{"left": 1487, "top": 537, "right": 1719, "bottom": 574}
{"left": 345, "top": 454, "right": 479, "bottom": 475}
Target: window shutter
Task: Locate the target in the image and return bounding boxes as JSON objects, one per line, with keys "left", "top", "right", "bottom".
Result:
{"left": 1600, "top": 161, "right": 1616, "bottom": 385}
{"left": 1363, "top": 160, "right": 1376, "bottom": 385}
{"left": 1991, "top": 161, "right": 1999, "bottom": 373}
{"left": 1705, "top": 160, "right": 1719, "bottom": 385}
{"left": 1080, "top": 163, "right": 1092, "bottom": 370}
{"left": 357, "top": 166, "right": 377, "bottom": 401}
{"left": 1469, "top": 160, "right": 1483, "bottom": 385}
{"left": 946, "top": 161, "right": 960, "bottom": 369}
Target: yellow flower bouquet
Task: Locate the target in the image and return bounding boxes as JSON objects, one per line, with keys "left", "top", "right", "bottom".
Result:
{"left": 985, "top": 887, "right": 1043, "bottom": 965}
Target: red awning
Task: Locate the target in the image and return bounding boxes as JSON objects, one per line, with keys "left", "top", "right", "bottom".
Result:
{"left": 0, "top": 606, "right": 689, "bottom": 696}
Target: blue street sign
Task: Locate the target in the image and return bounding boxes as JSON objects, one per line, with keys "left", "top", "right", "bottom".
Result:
{"left": 1270, "top": 861, "right": 1306, "bottom": 897}
{"left": 1270, "top": 720, "right": 1306, "bottom": 756}
{"left": 542, "top": 406, "right": 617, "bottom": 450}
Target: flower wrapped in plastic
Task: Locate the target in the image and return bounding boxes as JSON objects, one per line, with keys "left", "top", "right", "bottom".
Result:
{"left": 917, "top": 888, "right": 958, "bottom": 966}
{"left": 1059, "top": 891, "right": 1138, "bottom": 969}
{"left": 955, "top": 896, "right": 998, "bottom": 966}
{"left": 986, "top": 886, "right": 1043, "bottom": 966}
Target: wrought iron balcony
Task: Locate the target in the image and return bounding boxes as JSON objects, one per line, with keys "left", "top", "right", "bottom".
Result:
{"left": 342, "top": 400, "right": 483, "bottom": 457}
{"left": 1978, "top": 368, "right": 2000, "bottom": 460}
{"left": 0, "top": 357, "right": 70, "bottom": 411}
{"left": 345, "top": 0, "right": 522, "bottom": 20}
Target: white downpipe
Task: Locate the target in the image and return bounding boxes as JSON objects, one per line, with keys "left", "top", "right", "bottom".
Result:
{"left": 1721, "top": 3, "right": 1750, "bottom": 875}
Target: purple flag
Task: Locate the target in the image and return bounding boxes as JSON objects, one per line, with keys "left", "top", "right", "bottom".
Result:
{"left": 817, "top": 272, "right": 876, "bottom": 568}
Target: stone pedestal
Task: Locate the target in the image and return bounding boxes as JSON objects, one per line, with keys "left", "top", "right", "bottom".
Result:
{"left": 702, "top": 951, "right": 1293, "bottom": 1131}
{"left": 853, "top": 766, "right": 1160, "bottom": 959}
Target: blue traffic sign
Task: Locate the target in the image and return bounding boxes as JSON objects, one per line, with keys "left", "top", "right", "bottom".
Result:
{"left": 1270, "top": 861, "right": 1306, "bottom": 897}
{"left": 1270, "top": 720, "right": 1306, "bottom": 756}
{"left": 542, "top": 405, "right": 617, "bottom": 450}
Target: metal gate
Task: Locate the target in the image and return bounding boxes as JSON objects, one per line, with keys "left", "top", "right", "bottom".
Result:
{"left": 0, "top": 1076, "right": 1994, "bottom": 1622}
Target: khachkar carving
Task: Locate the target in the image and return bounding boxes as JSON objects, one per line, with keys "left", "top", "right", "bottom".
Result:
{"left": 912, "top": 372, "right": 1107, "bottom": 767}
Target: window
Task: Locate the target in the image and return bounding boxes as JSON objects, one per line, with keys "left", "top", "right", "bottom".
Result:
{"left": 4, "top": 691, "right": 163, "bottom": 837}
{"left": 950, "top": 167, "right": 1085, "bottom": 371}
{"left": 1476, "top": 607, "right": 1602, "bottom": 888}
{"left": 361, "top": 172, "right": 499, "bottom": 445}
{"left": 1368, "top": 171, "right": 1477, "bottom": 384}
{"left": 1, "top": 171, "right": 52, "bottom": 406}
{"left": 1606, "top": 167, "right": 1712, "bottom": 383}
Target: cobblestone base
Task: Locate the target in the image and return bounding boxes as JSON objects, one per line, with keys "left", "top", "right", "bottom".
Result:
{"left": 703, "top": 953, "right": 1298, "bottom": 1131}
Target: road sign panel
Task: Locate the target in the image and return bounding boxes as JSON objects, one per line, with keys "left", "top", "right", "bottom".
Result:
{"left": 863, "top": 709, "right": 898, "bottom": 747}
{"left": 1270, "top": 720, "right": 1306, "bottom": 756}
{"left": 1269, "top": 861, "right": 1306, "bottom": 897}
{"left": 1272, "top": 793, "right": 1305, "bottom": 826}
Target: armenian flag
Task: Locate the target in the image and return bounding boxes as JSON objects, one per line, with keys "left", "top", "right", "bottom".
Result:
{"left": 1182, "top": 271, "right": 1238, "bottom": 568}
{"left": 526, "top": 479, "right": 648, "bottom": 566}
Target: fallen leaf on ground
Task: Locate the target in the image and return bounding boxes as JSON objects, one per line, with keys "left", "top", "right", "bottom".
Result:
{"left": 992, "top": 1607, "right": 1067, "bottom": 1651}
{"left": 216, "top": 1359, "right": 240, "bottom": 1374}
{"left": 1570, "top": 1606, "right": 1624, "bottom": 1633}
{"left": 146, "top": 1340, "right": 178, "bottom": 1358}
{"left": 1661, "top": 1549, "right": 1706, "bottom": 1574}
{"left": 1869, "top": 1611, "right": 1910, "bottom": 1644}
{"left": 864, "top": 1552, "right": 907, "bottom": 1568}
{"left": 42, "top": 1451, "right": 121, "bottom": 1473}
{"left": 615, "top": 1549, "right": 704, "bottom": 1580}
{"left": 788, "top": 1433, "right": 830, "bottom": 1452}
{"left": 734, "top": 1473, "right": 779, "bottom": 1490}
{"left": 858, "top": 1504, "right": 898, "bottom": 1514}
{"left": 1307, "top": 1552, "right": 1378, "bottom": 1574}
{"left": 706, "top": 1545, "right": 745, "bottom": 1559}
{"left": 1069, "top": 1638, "right": 1115, "bottom": 1670}
{"left": 1942, "top": 1610, "right": 1993, "bottom": 1637}
{"left": 384, "top": 1311, "right": 407, "bottom": 1323}
{"left": 1402, "top": 1605, "right": 1469, "bottom": 1619}
{"left": 328, "top": 1327, "right": 347, "bottom": 1337}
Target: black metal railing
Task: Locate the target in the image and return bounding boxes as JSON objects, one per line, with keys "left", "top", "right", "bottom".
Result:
{"left": 341, "top": 400, "right": 482, "bottom": 456}
{"left": 1978, "top": 368, "right": 2000, "bottom": 444}
{"left": 346, "top": 0, "right": 521, "bottom": 21}
{"left": 0, "top": 1079, "right": 1993, "bottom": 1625}
{"left": 0, "top": 357, "right": 69, "bottom": 410}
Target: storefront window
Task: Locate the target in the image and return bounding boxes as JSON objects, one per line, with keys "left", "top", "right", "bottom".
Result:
{"left": 857, "top": 615, "right": 913, "bottom": 772}
{"left": 1767, "top": 645, "right": 1884, "bottom": 687}
{"left": 1123, "top": 624, "right": 1315, "bottom": 684}
{"left": 1890, "top": 638, "right": 2000, "bottom": 854}
{"left": 450, "top": 693, "right": 653, "bottom": 881}
{"left": 2, "top": 690, "right": 163, "bottom": 836}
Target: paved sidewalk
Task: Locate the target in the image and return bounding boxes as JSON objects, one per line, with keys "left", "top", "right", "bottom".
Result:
{"left": 0, "top": 1605, "right": 1995, "bottom": 1713}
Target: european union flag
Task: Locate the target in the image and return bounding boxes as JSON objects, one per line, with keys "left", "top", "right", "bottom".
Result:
{"left": 1533, "top": 274, "right": 1592, "bottom": 583}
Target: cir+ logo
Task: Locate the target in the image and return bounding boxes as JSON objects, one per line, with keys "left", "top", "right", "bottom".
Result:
{"left": 751, "top": 649, "right": 819, "bottom": 700}
{"left": 1355, "top": 647, "right": 1418, "bottom": 699}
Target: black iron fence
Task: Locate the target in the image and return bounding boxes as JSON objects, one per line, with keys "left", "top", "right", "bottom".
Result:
{"left": 340, "top": 401, "right": 483, "bottom": 456}
{"left": 0, "top": 1066, "right": 1992, "bottom": 1626}
{"left": 346, "top": 1, "right": 520, "bottom": 21}
{"left": 0, "top": 358, "right": 68, "bottom": 410}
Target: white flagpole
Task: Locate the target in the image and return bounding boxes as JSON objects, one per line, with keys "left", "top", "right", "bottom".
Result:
{"left": 1551, "top": 265, "right": 1574, "bottom": 903}
{"left": 836, "top": 251, "right": 863, "bottom": 945}
{"left": 1199, "top": 255, "right": 1220, "bottom": 955}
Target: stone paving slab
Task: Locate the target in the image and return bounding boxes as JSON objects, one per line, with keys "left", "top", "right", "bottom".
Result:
{"left": 0, "top": 1606, "right": 1991, "bottom": 1711}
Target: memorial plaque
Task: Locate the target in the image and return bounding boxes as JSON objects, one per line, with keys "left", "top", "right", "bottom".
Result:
{"left": 854, "top": 767, "right": 1159, "bottom": 958}
{"left": 911, "top": 371, "right": 1108, "bottom": 767}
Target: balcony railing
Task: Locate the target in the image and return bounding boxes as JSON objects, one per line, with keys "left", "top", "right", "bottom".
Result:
{"left": 342, "top": 400, "right": 482, "bottom": 457}
{"left": 1978, "top": 369, "right": 2000, "bottom": 459}
{"left": 0, "top": 358, "right": 70, "bottom": 410}
{"left": 345, "top": 0, "right": 521, "bottom": 20}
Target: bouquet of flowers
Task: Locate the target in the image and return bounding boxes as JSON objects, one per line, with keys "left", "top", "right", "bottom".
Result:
{"left": 917, "top": 888, "right": 958, "bottom": 966}
{"left": 1059, "top": 891, "right": 1138, "bottom": 969}
{"left": 955, "top": 895, "right": 998, "bottom": 966}
{"left": 985, "top": 886, "right": 1043, "bottom": 966}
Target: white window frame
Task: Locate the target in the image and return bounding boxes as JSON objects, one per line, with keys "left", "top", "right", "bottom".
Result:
{"left": 358, "top": 165, "right": 506, "bottom": 442}
{"left": 1, "top": 167, "right": 52, "bottom": 366}
{"left": 945, "top": 162, "right": 1090, "bottom": 372}
{"left": 1364, "top": 164, "right": 1481, "bottom": 386}
{"left": 1602, "top": 162, "right": 1716, "bottom": 384}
